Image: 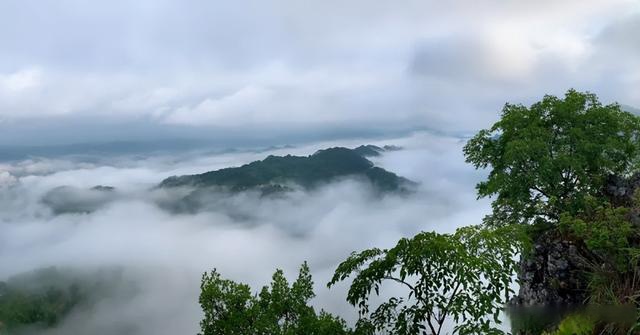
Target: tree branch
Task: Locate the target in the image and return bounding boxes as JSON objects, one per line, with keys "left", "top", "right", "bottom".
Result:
{"left": 383, "top": 276, "right": 416, "bottom": 292}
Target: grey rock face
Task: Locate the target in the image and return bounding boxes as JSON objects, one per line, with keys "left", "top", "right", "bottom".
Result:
{"left": 605, "top": 173, "right": 640, "bottom": 226}
{"left": 604, "top": 173, "right": 640, "bottom": 205}
{"left": 512, "top": 231, "right": 589, "bottom": 306}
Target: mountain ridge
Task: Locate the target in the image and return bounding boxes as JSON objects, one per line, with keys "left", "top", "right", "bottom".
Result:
{"left": 158, "top": 146, "right": 413, "bottom": 194}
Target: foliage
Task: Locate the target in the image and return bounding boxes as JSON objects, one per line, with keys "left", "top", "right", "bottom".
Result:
{"left": 556, "top": 192, "right": 640, "bottom": 333}
{"left": 160, "top": 147, "right": 413, "bottom": 193}
{"left": 0, "top": 285, "right": 81, "bottom": 332}
{"left": 559, "top": 196, "right": 636, "bottom": 273}
{"left": 328, "top": 225, "right": 525, "bottom": 335}
{"left": 353, "top": 145, "right": 384, "bottom": 157}
{"left": 463, "top": 89, "right": 640, "bottom": 332}
{"left": 542, "top": 313, "right": 595, "bottom": 335}
{"left": 541, "top": 306, "right": 640, "bottom": 335}
{"left": 559, "top": 193, "right": 640, "bottom": 308}
{"left": 198, "top": 262, "right": 351, "bottom": 335}
{"left": 0, "top": 268, "right": 85, "bottom": 333}
{"left": 0, "top": 267, "right": 135, "bottom": 334}
{"left": 505, "top": 305, "right": 575, "bottom": 335}
{"left": 464, "top": 89, "right": 640, "bottom": 226}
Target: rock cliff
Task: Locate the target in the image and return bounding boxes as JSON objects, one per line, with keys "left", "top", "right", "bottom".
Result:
{"left": 512, "top": 230, "right": 589, "bottom": 305}
{"left": 513, "top": 173, "right": 640, "bottom": 306}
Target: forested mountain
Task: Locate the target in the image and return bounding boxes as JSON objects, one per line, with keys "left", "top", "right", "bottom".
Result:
{"left": 0, "top": 267, "right": 128, "bottom": 334}
{"left": 159, "top": 146, "right": 413, "bottom": 194}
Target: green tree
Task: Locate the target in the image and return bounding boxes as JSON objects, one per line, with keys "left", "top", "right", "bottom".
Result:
{"left": 464, "top": 89, "right": 640, "bottom": 227}
{"left": 328, "top": 225, "right": 525, "bottom": 335}
{"left": 198, "top": 262, "right": 351, "bottom": 335}
{"left": 198, "top": 270, "right": 255, "bottom": 334}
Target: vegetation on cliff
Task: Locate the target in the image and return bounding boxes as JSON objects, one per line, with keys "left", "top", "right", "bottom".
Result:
{"left": 465, "top": 89, "right": 640, "bottom": 333}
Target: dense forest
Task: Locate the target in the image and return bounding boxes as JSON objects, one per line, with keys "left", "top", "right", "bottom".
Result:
{"left": 0, "top": 268, "right": 128, "bottom": 334}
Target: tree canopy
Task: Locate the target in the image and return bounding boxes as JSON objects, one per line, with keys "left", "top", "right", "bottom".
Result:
{"left": 464, "top": 89, "right": 640, "bottom": 226}
{"left": 328, "top": 225, "right": 524, "bottom": 335}
{"left": 463, "top": 90, "right": 640, "bottom": 332}
{"left": 198, "top": 262, "right": 351, "bottom": 335}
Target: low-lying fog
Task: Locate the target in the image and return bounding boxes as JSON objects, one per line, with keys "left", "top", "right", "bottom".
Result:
{"left": 0, "top": 132, "right": 492, "bottom": 334}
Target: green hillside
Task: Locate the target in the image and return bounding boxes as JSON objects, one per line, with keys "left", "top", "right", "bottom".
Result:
{"left": 159, "top": 147, "right": 413, "bottom": 193}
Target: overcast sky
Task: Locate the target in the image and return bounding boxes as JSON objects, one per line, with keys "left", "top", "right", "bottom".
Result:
{"left": 0, "top": 0, "right": 639, "bottom": 146}
{"left": 2, "top": 3, "right": 639, "bottom": 331}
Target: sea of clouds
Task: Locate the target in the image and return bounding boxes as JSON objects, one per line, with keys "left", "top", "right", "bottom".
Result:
{"left": 0, "top": 132, "right": 493, "bottom": 334}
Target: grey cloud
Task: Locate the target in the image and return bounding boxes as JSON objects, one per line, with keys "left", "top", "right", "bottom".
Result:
{"left": 623, "top": 105, "right": 640, "bottom": 115}
{"left": 0, "top": 0, "right": 637, "bottom": 142}
{"left": 584, "top": 14, "right": 640, "bottom": 106}
{"left": 410, "top": 37, "right": 497, "bottom": 82}
{"left": 0, "top": 2, "right": 637, "bottom": 332}
{"left": 594, "top": 14, "right": 640, "bottom": 57}
{"left": 41, "top": 185, "right": 118, "bottom": 215}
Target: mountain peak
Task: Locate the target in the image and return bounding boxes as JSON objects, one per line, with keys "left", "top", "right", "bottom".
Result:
{"left": 159, "top": 146, "right": 413, "bottom": 193}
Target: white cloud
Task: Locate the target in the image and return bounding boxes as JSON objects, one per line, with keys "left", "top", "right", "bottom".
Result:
{"left": 0, "top": 68, "right": 42, "bottom": 93}
{"left": 163, "top": 86, "right": 274, "bottom": 126}
{"left": 0, "top": 171, "right": 17, "bottom": 187}
{"left": 0, "top": 132, "right": 491, "bottom": 334}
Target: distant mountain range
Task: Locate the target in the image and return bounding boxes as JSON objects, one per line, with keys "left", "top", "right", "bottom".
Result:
{"left": 159, "top": 145, "right": 413, "bottom": 194}
{"left": 0, "top": 139, "right": 297, "bottom": 162}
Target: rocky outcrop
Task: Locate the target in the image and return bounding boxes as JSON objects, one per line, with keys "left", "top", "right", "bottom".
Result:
{"left": 605, "top": 173, "right": 640, "bottom": 205}
{"left": 514, "top": 173, "right": 640, "bottom": 306}
{"left": 605, "top": 173, "right": 640, "bottom": 227}
{"left": 512, "top": 231, "right": 589, "bottom": 306}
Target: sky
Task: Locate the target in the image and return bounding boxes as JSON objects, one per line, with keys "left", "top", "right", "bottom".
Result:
{"left": 0, "top": 0, "right": 639, "bottom": 146}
